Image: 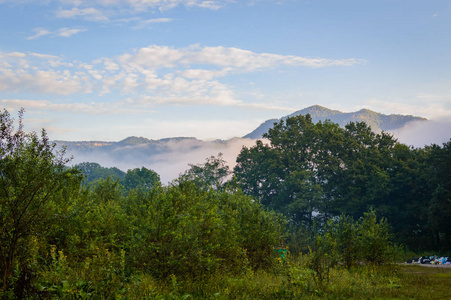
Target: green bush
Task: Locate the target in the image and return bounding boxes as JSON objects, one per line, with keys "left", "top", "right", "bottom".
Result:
{"left": 126, "top": 181, "right": 285, "bottom": 279}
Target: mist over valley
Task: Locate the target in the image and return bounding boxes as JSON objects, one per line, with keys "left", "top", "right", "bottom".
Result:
{"left": 57, "top": 105, "right": 451, "bottom": 183}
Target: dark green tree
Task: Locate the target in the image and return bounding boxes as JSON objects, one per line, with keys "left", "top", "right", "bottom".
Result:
{"left": 234, "top": 115, "right": 326, "bottom": 226}
{"left": 422, "top": 140, "right": 451, "bottom": 250}
{"left": 125, "top": 181, "right": 285, "bottom": 278}
{"left": 234, "top": 114, "right": 399, "bottom": 227}
{"left": 180, "top": 153, "right": 231, "bottom": 190}
{"left": 123, "top": 167, "right": 160, "bottom": 191}
{"left": 323, "top": 121, "right": 397, "bottom": 218}
{"left": 74, "top": 162, "right": 125, "bottom": 184}
{"left": 0, "top": 109, "right": 82, "bottom": 292}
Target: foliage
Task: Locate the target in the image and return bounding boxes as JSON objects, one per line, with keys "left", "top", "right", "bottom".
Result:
{"left": 74, "top": 162, "right": 125, "bottom": 184}
{"left": 126, "top": 181, "right": 285, "bottom": 278}
{"left": 234, "top": 114, "right": 399, "bottom": 227}
{"left": 123, "top": 166, "right": 160, "bottom": 191}
{"left": 422, "top": 140, "right": 451, "bottom": 251}
{"left": 1, "top": 108, "right": 450, "bottom": 298}
{"left": 0, "top": 108, "right": 83, "bottom": 293}
{"left": 75, "top": 162, "right": 161, "bottom": 194}
{"left": 305, "top": 209, "right": 395, "bottom": 287}
{"left": 179, "top": 153, "right": 231, "bottom": 190}
{"left": 234, "top": 114, "right": 451, "bottom": 251}
{"left": 357, "top": 209, "right": 393, "bottom": 265}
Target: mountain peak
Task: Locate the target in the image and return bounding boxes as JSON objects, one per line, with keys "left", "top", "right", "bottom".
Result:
{"left": 118, "top": 136, "right": 151, "bottom": 145}
{"left": 243, "top": 105, "right": 426, "bottom": 139}
{"left": 288, "top": 105, "right": 341, "bottom": 119}
{"left": 358, "top": 108, "right": 375, "bottom": 113}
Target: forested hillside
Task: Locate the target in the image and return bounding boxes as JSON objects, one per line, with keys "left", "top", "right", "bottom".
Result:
{"left": 244, "top": 105, "right": 427, "bottom": 139}
{"left": 1, "top": 108, "right": 450, "bottom": 299}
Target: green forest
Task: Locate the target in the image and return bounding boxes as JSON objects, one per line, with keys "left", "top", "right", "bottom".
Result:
{"left": 1, "top": 108, "right": 450, "bottom": 299}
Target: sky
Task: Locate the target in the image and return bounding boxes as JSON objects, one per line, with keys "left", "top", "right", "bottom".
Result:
{"left": 1, "top": 0, "right": 451, "bottom": 142}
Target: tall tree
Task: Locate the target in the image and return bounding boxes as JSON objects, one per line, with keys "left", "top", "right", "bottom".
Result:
{"left": 422, "top": 140, "right": 451, "bottom": 250}
{"left": 179, "top": 153, "right": 231, "bottom": 190}
{"left": 0, "top": 109, "right": 82, "bottom": 291}
{"left": 74, "top": 162, "right": 125, "bottom": 184}
{"left": 234, "top": 115, "right": 327, "bottom": 225}
{"left": 123, "top": 167, "right": 160, "bottom": 191}
{"left": 234, "top": 114, "right": 399, "bottom": 226}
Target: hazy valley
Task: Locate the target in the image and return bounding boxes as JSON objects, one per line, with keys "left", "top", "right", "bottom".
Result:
{"left": 56, "top": 105, "right": 446, "bottom": 183}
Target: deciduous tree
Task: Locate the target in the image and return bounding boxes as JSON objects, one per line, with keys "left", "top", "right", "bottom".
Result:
{"left": 0, "top": 109, "right": 82, "bottom": 291}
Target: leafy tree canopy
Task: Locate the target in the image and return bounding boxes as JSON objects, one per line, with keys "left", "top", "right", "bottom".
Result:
{"left": 0, "top": 108, "right": 82, "bottom": 291}
{"left": 234, "top": 114, "right": 397, "bottom": 225}
{"left": 74, "top": 162, "right": 125, "bottom": 184}
{"left": 179, "top": 153, "right": 231, "bottom": 190}
{"left": 123, "top": 167, "right": 160, "bottom": 191}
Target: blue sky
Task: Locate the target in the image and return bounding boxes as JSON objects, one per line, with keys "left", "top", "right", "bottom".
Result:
{"left": 1, "top": 0, "right": 450, "bottom": 141}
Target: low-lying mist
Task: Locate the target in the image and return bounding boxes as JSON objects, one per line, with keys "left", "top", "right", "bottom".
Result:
{"left": 68, "top": 138, "right": 258, "bottom": 184}
{"left": 66, "top": 119, "right": 450, "bottom": 184}
{"left": 389, "top": 120, "right": 451, "bottom": 148}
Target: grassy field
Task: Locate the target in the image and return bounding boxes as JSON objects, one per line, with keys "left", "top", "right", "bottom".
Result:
{"left": 128, "top": 263, "right": 451, "bottom": 299}
{"left": 394, "top": 265, "right": 451, "bottom": 300}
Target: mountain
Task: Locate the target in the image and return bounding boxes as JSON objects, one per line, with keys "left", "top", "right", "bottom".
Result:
{"left": 56, "top": 136, "right": 202, "bottom": 155}
{"left": 55, "top": 105, "right": 430, "bottom": 183}
{"left": 243, "top": 105, "right": 427, "bottom": 139}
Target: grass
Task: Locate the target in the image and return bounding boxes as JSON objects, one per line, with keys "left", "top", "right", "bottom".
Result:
{"left": 395, "top": 265, "right": 451, "bottom": 300}
{"left": 189, "top": 265, "right": 451, "bottom": 299}
{"left": 128, "top": 263, "right": 451, "bottom": 300}
{"left": 8, "top": 258, "right": 451, "bottom": 299}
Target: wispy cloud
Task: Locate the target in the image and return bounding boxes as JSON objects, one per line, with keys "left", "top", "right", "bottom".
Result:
{"left": 56, "top": 7, "right": 109, "bottom": 21}
{"left": 56, "top": 27, "right": 87, "bottom": 37}
{"left": 131, "top": 17, "right": 174, "bottom": 29}
{"left": 365, "top": 96, "right": 451, "bottom": 121}
{"left": 27, "top": 28, "right": 52, "bottom": 40}
{"left": 0, "top": 99, "right": 154, "bottom": 115}
{"left": 27, "top": 27, "right": 86, "bottom": 40}
{"left": 0, "top": 46, "right": 364, "bottom": 110}
{"left": 51, "top": 1, "right": 230, "bottom": 23}
{"left": 3, "top": 0, "right": 284, "bottom": 22}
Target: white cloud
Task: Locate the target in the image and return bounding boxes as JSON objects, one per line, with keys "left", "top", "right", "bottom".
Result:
{"left": 56, "top": 27, "right": 87, "bottom": 37}
{"left": 391, "top": 120, "right": 451, "bottom": 148}
{"left": 139, "top": 17, "right": 173, "bottom": 23}
{"left": 29, "top": 53, "right": 61, "bottom": 60}
{"left": 116, "top": 44, "right": 364, "bottom": 71}
{"left": 129, "top": 17, "right": 174, "bottom": 29}
{"left": 115, "top": 0, "right": 231, "bottom": 11}
{"left": 27, "top": 28, "right": 51, "bottom": 40}
{"left": 0, "top": 99, "right": 151, "bottom": 115}
{"left": 51, "top": 0, "right": 232, "bottom": 22}
{"left": 2, "top": 0, "right": 287, "bottom": 13}
{"left": 178, "top": 68, "right": 231, "bottom": 80}
{"left": 365, "top": 96, "right": 451, "bottom": 121}
{"left": 0, "top": 46, "right": 363, "bottom": 110}
{"left": 56, "top": 7, "right": 109, "bottom": 21}
{"left": 117, "top": 45, "right": 184, "bottom": 69}
{"left": 0, "top": 69, "right": 89, "bottom": 95}
{"left": 26, "top": 27, "right": 86, "bottom": 40}
{"left": 0, "top": 52, "right": 91, "bottom": 94}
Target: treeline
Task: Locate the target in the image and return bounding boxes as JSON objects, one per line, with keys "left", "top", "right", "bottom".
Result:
{"left": 234, "top": 114, "right": 451, "bottom": 252}
{"left": 1, "top": 108, "right": 450, "bottom": 298}
{"left": 75, "top": 162, "right": 160, "bottom": 191}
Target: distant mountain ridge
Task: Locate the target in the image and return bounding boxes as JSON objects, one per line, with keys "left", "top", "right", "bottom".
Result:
{"left": 243, "top": 105, "right": 427, "bottom": 139}
{"left": 54, "top": 105, "right": 431, "bottom": 183}
{"left": 56, "top": 136, "right": 201, "bottom": 153}
{"left": 56, "top": 105, "right": 428, "bottom": 151}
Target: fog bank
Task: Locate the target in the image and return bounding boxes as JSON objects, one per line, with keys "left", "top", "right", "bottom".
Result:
{"left": 389, "top": 120, "right": 451, "bottom": 148}
{"left": 68, "top": 138, "right": 258, "bottom": 184}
